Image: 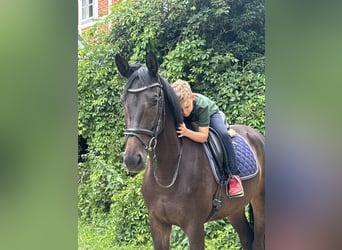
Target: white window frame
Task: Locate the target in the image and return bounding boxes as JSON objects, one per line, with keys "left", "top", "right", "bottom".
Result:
{"left": 78, "top": 0, "right": 98, "bottom": 30}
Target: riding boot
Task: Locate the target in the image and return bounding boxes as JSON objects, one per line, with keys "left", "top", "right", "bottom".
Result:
{"left": 225, "top": 138, "right": 244, "bottom": 198}
{"left": 228, "top": 175, "right": 244, "bottom": 198}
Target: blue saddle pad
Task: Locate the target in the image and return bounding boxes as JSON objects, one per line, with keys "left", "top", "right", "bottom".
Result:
{"left": 204, "top": 133, "right": 259, "bottom": 184}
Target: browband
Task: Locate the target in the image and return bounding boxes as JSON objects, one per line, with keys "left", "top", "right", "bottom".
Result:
{"left": 127, "top": 82, "right": 162, "bottom": 93}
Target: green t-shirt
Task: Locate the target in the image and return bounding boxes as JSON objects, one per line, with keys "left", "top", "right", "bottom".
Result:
{"left": 188, "top": 93, "right": 219, "bottom": 127}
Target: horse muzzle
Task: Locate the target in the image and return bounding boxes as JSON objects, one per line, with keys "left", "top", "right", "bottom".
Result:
{"left": 123, "top": 150, "right": 147, "bottom": 173}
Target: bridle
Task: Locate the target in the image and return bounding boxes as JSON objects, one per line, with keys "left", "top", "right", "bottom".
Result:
{"left": 124, "top": 81, "right": 165, "bottom": 159}
{"left": 123, "top": 76, "right": 183, "bottom": 188}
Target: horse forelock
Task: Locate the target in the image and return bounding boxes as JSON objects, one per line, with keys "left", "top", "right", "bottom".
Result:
{"left": 121, "top": 65, "right": 143, "bottom": 98}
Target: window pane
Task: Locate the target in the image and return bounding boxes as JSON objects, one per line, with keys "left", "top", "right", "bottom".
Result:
{"left": 82, "top": 6, "right": 86, "bottom": 20}
{"left": 82, "top": 0, "right": 86, "bottom": 8}
{"left": 89, "top": 6, "right": 93, "bottom": 18}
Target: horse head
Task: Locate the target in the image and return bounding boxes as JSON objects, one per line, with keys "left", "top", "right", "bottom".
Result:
{"left": 115, "top": 52, "right": 164, "bottom": 172}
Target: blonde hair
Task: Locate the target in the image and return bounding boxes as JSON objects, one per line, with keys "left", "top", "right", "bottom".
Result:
{"left": 171, "top": 79, "right": 193, "bottom": 105}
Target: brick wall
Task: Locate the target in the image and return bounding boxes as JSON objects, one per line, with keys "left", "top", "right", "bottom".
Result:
{"left": 99, "top": 0, "right": 120, "bottom": 16}
{"left": 98, "top": 0, "right": 108, "bottom": 16}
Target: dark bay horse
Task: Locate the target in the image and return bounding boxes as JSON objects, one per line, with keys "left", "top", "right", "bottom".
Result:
{"left": 115, "top": 52, "right": 265, "bottom": 250}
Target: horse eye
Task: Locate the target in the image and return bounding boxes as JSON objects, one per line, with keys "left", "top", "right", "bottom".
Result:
{"left": 150, "top": 98, "right": 158, "bottom": 106}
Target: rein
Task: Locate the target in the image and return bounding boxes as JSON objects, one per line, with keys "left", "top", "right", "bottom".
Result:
{"left": 153, "top": 139, "right": 183, "bottom": 188}
{"left": 124, "top": 78, "right": 183, "bottom": 188}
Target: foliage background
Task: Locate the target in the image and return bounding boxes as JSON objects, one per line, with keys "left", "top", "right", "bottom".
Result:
{"left": 78, "top": 0, "right": 264, "bottom": 248}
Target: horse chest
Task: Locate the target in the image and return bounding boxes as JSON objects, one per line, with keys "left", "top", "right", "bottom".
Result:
{"left": 142, "top": 179, "right": 209, "bottom": 218}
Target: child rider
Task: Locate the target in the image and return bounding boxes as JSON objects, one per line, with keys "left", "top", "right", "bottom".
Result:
{"left": 171, "top": 79, "right": 244, "bottom": 198}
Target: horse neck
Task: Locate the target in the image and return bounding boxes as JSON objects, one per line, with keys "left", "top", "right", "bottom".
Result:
{"left": 154, "top": 104, "right": 181, "bottom": 167}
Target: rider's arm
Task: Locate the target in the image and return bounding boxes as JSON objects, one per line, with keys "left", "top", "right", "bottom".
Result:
{"left": 176, "top": 123, "right": 209, "bottom": 143}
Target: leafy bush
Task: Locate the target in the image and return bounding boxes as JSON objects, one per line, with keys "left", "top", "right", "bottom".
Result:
{"left": 164, "top": 48, "right": 265, "bottom": 133}
{"left": 109, "top": 173, "right": 152, "bottom": 246}
{"left": 205, "top": 220, "right": 242, "bottom": 250}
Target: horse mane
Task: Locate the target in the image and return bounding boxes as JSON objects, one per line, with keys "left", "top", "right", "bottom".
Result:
{"left": 121, "top": 65, "right": 183, "bottom": 128}
{"left": 159, "top": 76, "right": 184, "bottom": 127}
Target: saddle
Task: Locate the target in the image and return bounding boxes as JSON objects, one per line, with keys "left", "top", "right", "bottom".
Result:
{"left": 204, "top": 124, "right": 259, "bottom": 220}
{"left": 205, "top": 127, "right": 233, "bottom": 220}
{"left": 206, "top": 127, "right": 231, "bottom": 179}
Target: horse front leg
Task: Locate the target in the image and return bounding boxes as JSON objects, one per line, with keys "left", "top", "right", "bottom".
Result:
{"left": 149, "top": 216, "right": 172, "bottom": 250}
{"left": 184, "top": 223, "right": 205, "bottom": 250}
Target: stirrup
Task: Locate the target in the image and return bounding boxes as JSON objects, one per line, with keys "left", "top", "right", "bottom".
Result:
{"left": 226, "top": 185, "right": 244, "bottom": 198}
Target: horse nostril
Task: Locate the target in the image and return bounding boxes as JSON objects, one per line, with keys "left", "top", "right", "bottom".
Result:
{"left": 135, "top": 153, "right": 142, "bottom": 165}
{"left": 137, "top": 154, "right": 142, "bottom": 165}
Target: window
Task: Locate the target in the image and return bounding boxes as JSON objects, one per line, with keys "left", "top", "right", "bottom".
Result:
{"left": 79, "top": 0, "right": 98, "bottom": 25}
{"left": 81, "top": 0, "right": 93, "bottom": 21}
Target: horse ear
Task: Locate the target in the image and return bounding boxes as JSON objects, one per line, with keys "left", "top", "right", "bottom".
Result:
{"left": 146, "top": 52, "right": 159, "bottom": 77}
{"left": 115, "top": 54, "right": 132, "bottom": 78}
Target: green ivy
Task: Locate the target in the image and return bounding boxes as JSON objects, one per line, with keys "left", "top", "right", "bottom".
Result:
{"left": 110, "top": 173, "right": 152, "bottom": 246}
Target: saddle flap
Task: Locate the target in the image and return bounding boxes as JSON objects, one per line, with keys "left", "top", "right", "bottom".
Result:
{"left": 206, "top": 127, "right": 228, "bottom": 173}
